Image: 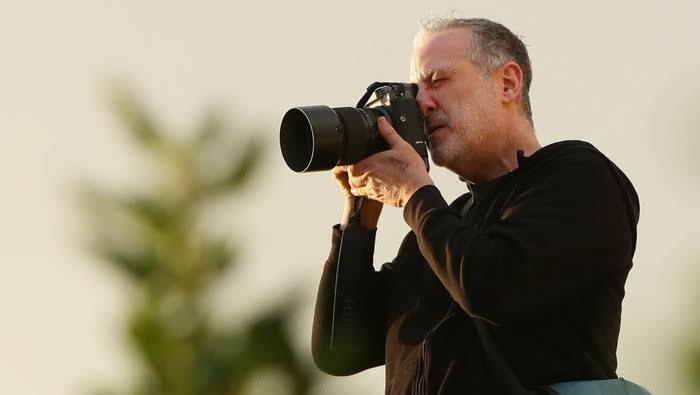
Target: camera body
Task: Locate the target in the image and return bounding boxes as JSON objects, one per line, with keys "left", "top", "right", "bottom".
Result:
{"left": 280, "top": 82, "right": 430, "bottom": 172}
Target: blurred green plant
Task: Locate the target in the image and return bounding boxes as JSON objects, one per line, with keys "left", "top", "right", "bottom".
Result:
{"left": 80, "top": 86, "right": 317, "bottom": 395}
{"left": 690, "top": 345, "right": 700, "bottom": 394}
{"left": 687, "top": 283, "right": 700, "bottom": 393}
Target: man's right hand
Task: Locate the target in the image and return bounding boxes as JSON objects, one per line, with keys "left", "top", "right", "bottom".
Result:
{"left": 332, "top": 166, "right": 383, "bottom": 230}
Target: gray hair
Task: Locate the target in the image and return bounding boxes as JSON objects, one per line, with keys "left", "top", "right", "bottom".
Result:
{"left": 421, "top": 17, "right": 533, "bottom": 121}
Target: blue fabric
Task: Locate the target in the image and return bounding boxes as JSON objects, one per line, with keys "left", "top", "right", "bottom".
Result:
{"left": 548, "top": 378, "right": 652, "bottom": 395}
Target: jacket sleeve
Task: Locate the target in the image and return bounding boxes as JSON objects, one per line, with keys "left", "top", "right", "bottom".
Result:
{"left": 311, "top": 222, "right": 389, "bottom": 375}
{"left": 403, "top": 154, "right": 637, "bottom": 325}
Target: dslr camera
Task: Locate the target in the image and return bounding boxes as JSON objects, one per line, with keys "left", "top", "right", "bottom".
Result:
{"left": 280, "top": 82, "right": 430, "bottom": 172}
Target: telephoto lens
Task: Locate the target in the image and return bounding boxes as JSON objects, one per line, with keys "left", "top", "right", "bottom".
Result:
{"left": 279, "top": 105, "right": 388, "bottom": 173}
{"left": 280, "top": 82, "right": 429, "bottom": 173}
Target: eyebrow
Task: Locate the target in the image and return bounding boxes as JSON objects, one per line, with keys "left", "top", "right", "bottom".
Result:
{"left": 410, "top": 68, "right": 438, "bottom": 84}
{"left": 421, "top": 70, "right": 437, "bottom": 82}
{"left": 413, "top": 66, "right": 456, "bottom": 84}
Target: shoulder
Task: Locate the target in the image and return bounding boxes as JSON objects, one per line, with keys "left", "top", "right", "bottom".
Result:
{"left": 515, "top": 139, "right": 639, "bottom": 225}
{"left": 448, "top": 192, "right": 472, "bottom": 210}
{"left": 527, "top": 140, "right": 607, "bottom": 167}
{"left": 520, "top": 140, "right": 627, "bottom": 185}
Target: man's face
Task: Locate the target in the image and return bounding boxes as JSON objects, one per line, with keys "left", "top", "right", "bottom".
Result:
{"left": 410, "top": 28, "right": 501, "bottom": 175}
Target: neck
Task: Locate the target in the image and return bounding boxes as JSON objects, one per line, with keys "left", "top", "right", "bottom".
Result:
{"left": 459, "top": 118, "right": 540, "bottom": 184}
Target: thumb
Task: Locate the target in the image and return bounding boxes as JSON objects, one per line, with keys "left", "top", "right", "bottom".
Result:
{"left": 378, "top": 117, "right": 408, "bottom": 148}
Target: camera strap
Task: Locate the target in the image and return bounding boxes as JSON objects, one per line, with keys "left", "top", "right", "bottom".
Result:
{"left": 355, "top": 81, "right": 395, "bottom": 107}
{"left": 346, "top": 196, "right": 364, "bottom": 225}
{"left": 345, "top": 81, "right": 386, "bottom": 226}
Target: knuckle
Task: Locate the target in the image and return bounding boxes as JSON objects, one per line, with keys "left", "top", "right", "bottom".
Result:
{"left": 349, "top": 176, "right": 363, "bottom": 188}
{"left": 349, "top": 164, "right": 364, "bottom": 175}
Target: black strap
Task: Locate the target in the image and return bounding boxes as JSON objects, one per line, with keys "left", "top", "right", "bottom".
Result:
{"left": 346, "top": 196, "right": 364, "bottom": 225}
{"left": 355, "top": 81, "right": 395, "bottom": 107}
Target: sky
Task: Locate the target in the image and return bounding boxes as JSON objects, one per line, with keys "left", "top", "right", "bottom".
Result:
{"left": 1, "top": 1, "right": 699, "bottom": 394}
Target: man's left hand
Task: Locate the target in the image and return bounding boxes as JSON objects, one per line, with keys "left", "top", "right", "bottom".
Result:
{"left": 345, "top": 117, "right": 434, "bottom": 207}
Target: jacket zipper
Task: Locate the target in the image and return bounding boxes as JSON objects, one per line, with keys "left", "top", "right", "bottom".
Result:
{"left": 414, "top": 303, "right": 456, "bottom": 394}
{"left": 413, "top": 342, "right": 424, "bottom": 394}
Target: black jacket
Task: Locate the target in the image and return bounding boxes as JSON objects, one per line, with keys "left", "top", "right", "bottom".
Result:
{"left": 311, "top": 141, "right": 640, "bottom": 394}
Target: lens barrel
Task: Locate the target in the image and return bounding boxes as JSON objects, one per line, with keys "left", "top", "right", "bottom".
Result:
{"left": 280, "top": 106, "right": 342, "bottom": 172}
{"left": 280, "top": 105, "right": 387, "bottom": 172}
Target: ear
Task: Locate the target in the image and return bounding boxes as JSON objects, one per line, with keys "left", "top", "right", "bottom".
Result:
{"left": 499, "top": 61, "right": 523, "bottom": 105}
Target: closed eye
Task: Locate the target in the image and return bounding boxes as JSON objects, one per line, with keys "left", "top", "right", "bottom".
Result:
{"left": 430, "top": 77, "right": 447, "bottom": 87}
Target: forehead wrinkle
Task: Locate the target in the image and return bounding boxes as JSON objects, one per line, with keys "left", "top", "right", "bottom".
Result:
{"left": 410, "top": 50, "right": 444, "bottom": 83}
{"left": 410, "top": 28, "right": 470, "bottom": 83}
{"left": 410, "top": 58, "right": 455, "bottom": 84}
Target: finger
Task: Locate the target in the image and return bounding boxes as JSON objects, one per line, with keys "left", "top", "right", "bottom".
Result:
{"left": 331, "top": 167, "right": 352, "bottom": 196}
{"left": 350, "top": 174, "right": 372, "bottom": 195}
{"left": 348, "top": 173, "right": 368, "bottom": 189}
{"left": 332, "top": 166, "right": 351, "bottom": 183}
{"left": 378, "top": 117, "right": 408, "bottom": 148}
{"left": 333, "top": 170, "right": 349, "bottom": 184}
{"left": 331, "top": 165, "right": 348, "bottom": 175}
{"left": 346, "top": 163, "right": 366, "bottom": 178}
{"left": 350, "top": 185, "right": 375, "bottom": 199}
{"left": 350, "top": 186, "right": 365, "bottom": 197}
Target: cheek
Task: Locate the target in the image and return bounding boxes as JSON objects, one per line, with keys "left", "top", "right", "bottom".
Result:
{"left": 450, "top": 85, "right": 478, "bottom": 109}
{"left": 465, "top": 88, "right": 496, "bottom": 118}
{"left": 438, "top": 91, "right": 466, "bottom": 119}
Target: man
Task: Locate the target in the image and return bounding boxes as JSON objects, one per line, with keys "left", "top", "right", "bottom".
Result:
{"left": 311, "top": 18, "right": 639, "bottom": 394}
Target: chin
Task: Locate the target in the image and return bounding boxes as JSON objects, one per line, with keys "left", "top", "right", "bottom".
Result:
{"left": 428, "top": 149, "right": 450, "bottom": 168}
{"left": 430, "top": 145, "right": 468, "bottom": 175}
{"left": 429, "top": 133, "right": 458, "bottom": 168}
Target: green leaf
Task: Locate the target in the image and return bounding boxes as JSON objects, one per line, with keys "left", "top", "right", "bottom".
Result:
{"left": 92, "top": 242, "right": 159, "bottom": 281}
{"left": 193, "top": 109, "right": 225, "bottom": 148}
{"left": 192, "top": 330, "right": 248, "bottom": 394}
{"left": 204, "top": 137, "right": 265, "bottom": 195}
{"left": 200, "top": 239, "right": 236, "bottom": 275}
{"left": 118, "top": 196, "right": 175, "bottom": 232}
{"left": 691, "top": 341, "right": 700, "bottom": 389}
{"left": 128, "top": 305, "right": 170, "bottom": 377}
{"left": 108, "top": 85, "right": 164, "bottom": 149}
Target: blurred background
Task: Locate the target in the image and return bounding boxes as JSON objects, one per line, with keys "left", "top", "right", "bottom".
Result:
{"left": 1, "top": 0, "right": 699, "bottom": 394}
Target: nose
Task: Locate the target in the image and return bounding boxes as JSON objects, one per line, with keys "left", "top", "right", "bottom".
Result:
{"left": 416, "top": 86, "right": 436, "bottom": 116}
